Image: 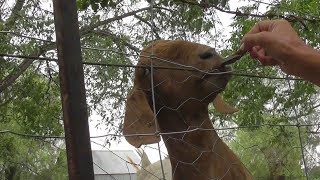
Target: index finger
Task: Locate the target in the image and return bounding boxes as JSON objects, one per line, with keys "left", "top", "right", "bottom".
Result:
{"left": 247, "top": 20, "right": 276, "bottom": 34}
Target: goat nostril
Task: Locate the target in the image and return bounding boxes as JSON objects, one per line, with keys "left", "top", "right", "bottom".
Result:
{"left": 199, "top": 51, "right": 214, "bottom": 59}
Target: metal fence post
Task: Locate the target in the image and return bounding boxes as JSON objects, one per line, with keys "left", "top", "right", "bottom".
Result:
{"left": 53, "top": 0, "right": 95, "bottom": 179}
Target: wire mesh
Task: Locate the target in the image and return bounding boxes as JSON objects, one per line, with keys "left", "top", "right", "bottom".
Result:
{"left": 0, "top": 0, "right": 320, "bottom": 180}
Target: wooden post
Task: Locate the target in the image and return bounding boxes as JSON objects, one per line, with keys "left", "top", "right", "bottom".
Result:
{"left": 53, "top": 0, "right": 94, "bottom": 179}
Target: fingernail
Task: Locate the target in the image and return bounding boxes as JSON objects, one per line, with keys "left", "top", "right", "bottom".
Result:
{"left": 239, "top": 43, "right": 245, "bottom": 51}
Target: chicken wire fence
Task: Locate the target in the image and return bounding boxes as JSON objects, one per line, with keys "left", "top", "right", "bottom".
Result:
{"left": 0, "top": 0, "right": 320, "bottom": 180}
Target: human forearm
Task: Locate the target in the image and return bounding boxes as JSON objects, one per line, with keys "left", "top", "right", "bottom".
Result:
{"left": 290, "top": 44, "right": 320, "bottom": 86}
{"left": 241, "top": 19, "right": 320, "bottom": 86}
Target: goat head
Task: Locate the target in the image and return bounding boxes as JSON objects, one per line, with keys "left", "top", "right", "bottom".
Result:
{"left": 123, "top": 40, "right": 237, "bottom": 148}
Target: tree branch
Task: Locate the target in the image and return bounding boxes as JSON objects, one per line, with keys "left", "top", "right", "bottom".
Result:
{"left": 175, "top": 0, "right": 320, "bottom": 23}
{"left": 80, "top": 6, "right": 153, "bottom": 35}
{"left": 0, "top": 43, "right": 56, "bottom": 93}
{"left": 289, "top": 103, "right": 320, "bottom": 120}
{"left": 91, "top": 29, "right": 140, "bottom": 53}
{"left": 0, "top": 6, "right": 154, "bottom": 93}
{"left": 133, "top": 14, "right": 161, "bottom": 39}
{"left": 4, "top": 0, "right": 25, "bottom": 29}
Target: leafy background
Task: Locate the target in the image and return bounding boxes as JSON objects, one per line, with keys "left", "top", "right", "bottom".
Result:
{"left": 0, "top": 0, "right": 319, "bottom": 179}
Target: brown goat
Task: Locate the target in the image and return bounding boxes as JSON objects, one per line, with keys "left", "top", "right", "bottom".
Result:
{"left": 123, "top": 40, "right": 253, "bottom": 180}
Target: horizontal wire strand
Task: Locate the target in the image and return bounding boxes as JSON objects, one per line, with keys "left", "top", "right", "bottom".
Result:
{"left": 1, "top": 123, "right": 319, "bottom": 139}
{"left": 0, "top": 53, "right": 303, "bottom": 81}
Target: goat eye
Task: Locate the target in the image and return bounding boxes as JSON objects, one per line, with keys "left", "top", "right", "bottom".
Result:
{"left": 199, "top": 52, "right": 214, "bottom": 59}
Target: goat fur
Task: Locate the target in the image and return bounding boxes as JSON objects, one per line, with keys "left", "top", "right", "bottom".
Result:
{"left": 123, "top": 40, "right": 252, "bottom": 180}
{"left": 133, "top": 149, "right": 172, "bottom": 180}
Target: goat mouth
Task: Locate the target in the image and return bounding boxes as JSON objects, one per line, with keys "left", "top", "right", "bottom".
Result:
{"left": 201, "top": 66, "right": 232, "bottom": 80}
{"left": 200, "top": 66, "right": 232, "bottom": 94}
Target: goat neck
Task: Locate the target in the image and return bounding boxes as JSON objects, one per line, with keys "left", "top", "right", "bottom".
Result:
{"left": 156, "top": 101, "right": 252, "bottom": 180}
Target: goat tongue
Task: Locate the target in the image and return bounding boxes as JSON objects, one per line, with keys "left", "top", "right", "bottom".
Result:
{"left": 221, "top": 49, "right": 246, "bottom": 66}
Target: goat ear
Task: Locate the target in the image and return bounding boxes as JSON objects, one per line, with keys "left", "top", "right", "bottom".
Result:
{"left": 213, "top": 94, "right": 239, "bottom": 114}
{"left": 123, "top": 88, "right": 160, "bottom": 148}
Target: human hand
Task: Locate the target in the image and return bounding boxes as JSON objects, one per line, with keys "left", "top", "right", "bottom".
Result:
{"left": 240, "top": 19, "right": 307, "bottom": 76}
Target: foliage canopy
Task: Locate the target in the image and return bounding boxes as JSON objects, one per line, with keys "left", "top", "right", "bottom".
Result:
{"left": 0, "top": 0, "right": 319, "bottom": 179}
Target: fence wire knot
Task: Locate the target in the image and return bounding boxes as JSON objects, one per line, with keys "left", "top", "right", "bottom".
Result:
{"left": 296, "top": 122, "right": 301, "bottom": 127}
{"left": 154, "top": 131, "right": 160, "bottom": 137}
